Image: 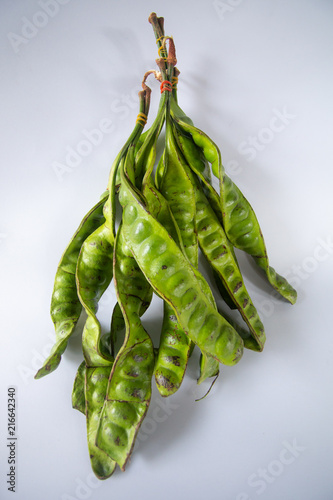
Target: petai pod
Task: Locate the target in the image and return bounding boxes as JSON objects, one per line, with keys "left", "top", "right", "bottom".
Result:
{"left": 159, "top": 115, "right": 198, "bottom": 267}
{"left": 76, "top": 216, "right": 114, "bottom": 368}
{"left": 76, "top": 217, "right": 115, "bottom": 478}
{"left": 96, "top": 221, "right": 155, "bottom": 470}
{"left": 141, "top": 128, "right": 193, "bottom": 396}
{"left": 185, "top": 163, "right": 266, "bottom": 351}
{"left": 119, "top": 156, "right": 244, "bottom": 366}
{"left": 144, "top": 182, "right": 193, "bottom": 396}
{"left": 170, "top": 108, "right": 222, "bottom": 222}
{"left": 171, "top": 108, "right": 297, "bottom": 305}
{"left": 35, "top": 193, "right": 108, "bottom": 379}
{"left": 85, "top": 365, "right": 116, "bottom": 479}
{"left": 72, "top": 360, "right": 86, "bottom": 415}
{"left": 156, "top": 124, "right": 220, "bottom": 385}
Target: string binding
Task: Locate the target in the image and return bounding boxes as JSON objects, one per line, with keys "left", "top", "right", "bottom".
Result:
{"left": 136, "top": 112, "right": 147, "bottom": 126}
{"left": 160, "top": 80, "right": 172, "bottom": 93}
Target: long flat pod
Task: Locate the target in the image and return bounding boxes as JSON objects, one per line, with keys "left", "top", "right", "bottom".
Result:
{"left": 76, "top": 221, "right": 114, "bottom": 367}
{"left": 160, "top": 114, "right": 198, "bottom": 267}
{"left": 171, "top": 110, "right": 297, "bottom": 305}
{"left": 171, "top": 113, "right": 222, "bottom": 222}
{"left": 76, "top": 221, "right": 116, "bottom": 477}
{"left": 72, "top": 360, "right": 86, "bottom": 414}
{"left": 150, "top": 128, "right": 219, "bottom": 387}
{"left": 187, "top": 164, "right": 266, "bottom": 351}
{"left": 35, "top": 193, "right": 108, "bottom": 379}
{"left": 96, "top": 223, "right": 155, "bottom": 470}
{"left": 85, "top": 365, "right": 116, "bottom": 479}
{"left": 140, "top": 124, "right": 193, "bottom": 396}
{"left": 144, "top": 183, "right": 193, "bottom": 396}
{"left": 119, "top": 159, "right": 244, "bottom": 366}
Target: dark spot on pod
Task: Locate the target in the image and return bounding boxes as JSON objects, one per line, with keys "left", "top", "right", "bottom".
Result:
{"left": 114, "top": 436, "right": 121, "bottom": 446}
{"left": 131, "top": 388, "right": 142, "bottom": 398}
{"left": 164, "top": 355, "right": 181, "bottom": 366}
{"left": 133, "top": 354, "right": 144, "bottom": 362}
{"left": 242, "top": 298, "right": 248, "bottom": 308}
{"left": 212, "top": 251, "right": 227, "bottom": 260}
{"left": 233, "top": 281, "right": 242, "bottom": 294}
{"left": 155, "top": 374, "right": 174, "bottom": 391}
{"left": 162, "top": 265, "right": 167, "bottom": 270}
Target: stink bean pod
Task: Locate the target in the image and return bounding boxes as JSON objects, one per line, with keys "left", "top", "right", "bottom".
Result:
{"left": 143, "top": 135, "right": 217, "bottom": 391}
{"left": 37, "top": 12, "right": 298, "bottom": 480}
{"left": 35, "top": 193, "right": 108, "bottom": 379}
{"left": 72, "top": 360, "right": 86, "bottom": 414}
{"left": 139, "top": 115, "right": 195, "bottom": 396}
{"left": 171, "top": 110, "right": 297, "bottom": 305}
{"left": 159, "top": 115, "right": 198, "bottom": 267}
{"left": 185, "top": 163, "right": 266, "bottom": 351}
{"left": 119, "top": 159, "right": 244, "bottom": 366}
{"left": 76, "top": 221, "right": 114, "bottom": 367}
{"left": 85, "top": 365, "right": 116, "bottom": 479}
{"left": 96, "top": 221, "right": 155, "bottom": 470}
{"left": 143, "top": 172, "right": 194, "bottom": 396}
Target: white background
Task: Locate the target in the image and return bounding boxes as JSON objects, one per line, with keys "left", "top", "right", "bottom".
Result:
{"left": 1, "top": 1, "right": 333, "bottom": 499}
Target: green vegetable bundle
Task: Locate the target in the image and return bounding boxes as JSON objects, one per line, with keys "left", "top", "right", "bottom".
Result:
{"left": 35, "top": 13, "right": 296, "bottom": 479}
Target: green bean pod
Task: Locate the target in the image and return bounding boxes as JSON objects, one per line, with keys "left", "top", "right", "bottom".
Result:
{"left": 172, "top": 119, "right": 223, "bottom": 221}
{"left": 145, "top": 195, "right": 192, "bottom": 395}
{"left": 71, "top": 358, "right": 117, "bottom": 478}
{"left": 159, "top": 115, "right": 198, "bottom": 267}
{"left": 110, "top": 271, "right": 153, "bottom": 357}
{"left": 119, "top": 159, "right": 244, "bottom": 366}
{"left": 110, "top": 302, "right": 125, "bottom": 356}
{"left": 85, "top": 365, "right": 116, "bottom": 479}
{"left": 75, "top": 221, "right": 116, "bottom": 477}
{"left": 171, "top": 108, "right": 297, "bottom": 305}
{"left": 154, "top": 301, "right": 192, "bottom": 396}
{"left": 170, "top": 109, "right": 241, "bottom": 309}
{"left": 189, "top": 167, "right": 266, "bottom": 351}
{"left": 76, "top": 217, "right": 114, "bottom": 367}
{"left": 96, "top": 222, "right": 155, "bottom": 470}
{"left": 152, "top": 138, "right": 220, "bottom": 386}
{"left": 35, "top": 193, "right": 108, "bottom": 379}
{"left": 142, "top": 133, "right": 194, "bottom": 396}
{"left": 145, "top": 182, "right": 193, "bottom": 396}
{"left": 198, "top": 353, "right": 219, "bottom": 385}
{"left": 72, "top": 360, "right": 86, "bottom": 414}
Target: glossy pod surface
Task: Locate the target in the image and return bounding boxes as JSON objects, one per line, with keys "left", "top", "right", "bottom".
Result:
{"left": 119, "top": 166, "right": 244, "bottom": 366}
{"left": 72, "top": 360, "right": 86, "bottom": 414}
{"left": 76, "top": 221, "right": 114, "bottom": 367}
{"left": 85, "top": 366, "right": 116, "bottom": 479}
{"left": 141, "top": 125, "right": 195, "bottom": 396}
{"left": 156, "top": 133, "right": 221, "bottom": 382}
{"left": 96, "top": 224, "right": 155, "bottom": 470}
{"left": 36, "top": 13, "right": 298, "bottom": 481}
{"left": 144, "top": 156, "right": 193, "bottom": 396}
{"left": 172, "top": 112, "right": 297, "bottom": 305}
{"left": 160, "top": 117, "right": 198, "bottom": 267}
{"left": 188, "top": 165, "right": 266, "bottom": 351}
{"left": 35, "top": 194, "right": 108, "bottom": 379}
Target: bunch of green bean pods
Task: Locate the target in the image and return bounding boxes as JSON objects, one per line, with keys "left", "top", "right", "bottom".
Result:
{"left": 35, "top": 12, "right": 297, "bottom": 478}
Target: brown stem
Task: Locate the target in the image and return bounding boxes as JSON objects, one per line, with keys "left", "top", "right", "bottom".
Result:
{"left": 148, "top": 12, "right": 165, "bottom": 42}
{"left": 148, "top": 12, "right": 168, "bottom": 79}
